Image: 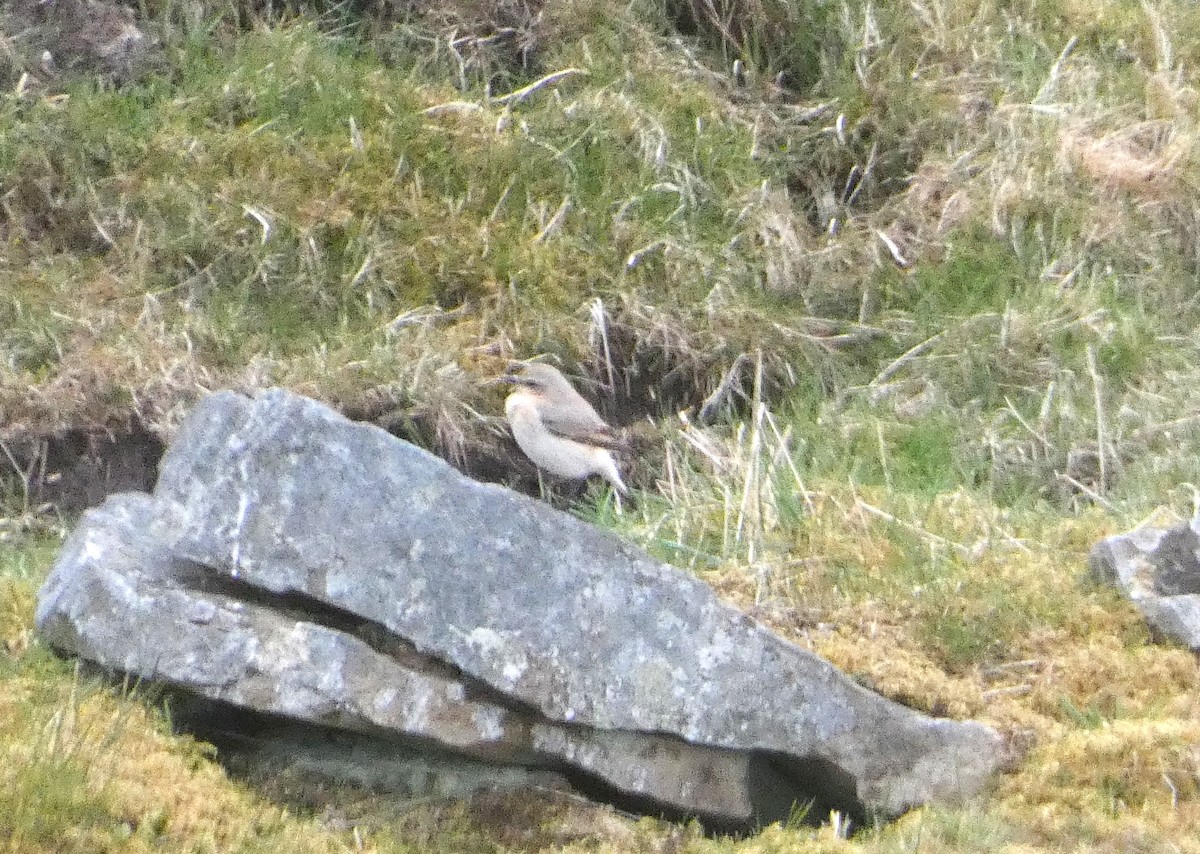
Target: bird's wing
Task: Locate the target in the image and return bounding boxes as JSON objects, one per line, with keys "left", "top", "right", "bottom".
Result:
{"left": 538, "top": 399, "right": 627, "bottom": 451}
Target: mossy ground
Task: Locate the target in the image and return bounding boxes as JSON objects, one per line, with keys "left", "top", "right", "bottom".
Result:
{"left": 3, "top": 0, "right": 1200, "bottom": 850}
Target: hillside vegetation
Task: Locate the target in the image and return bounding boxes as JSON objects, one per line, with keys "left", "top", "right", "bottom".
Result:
{"left": 2, "top": 0, "right": 1200, "bottom": 851}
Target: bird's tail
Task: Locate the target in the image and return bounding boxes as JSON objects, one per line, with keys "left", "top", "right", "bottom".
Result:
{"left": 599, "top": 455, "right": 629, "bottom": 496}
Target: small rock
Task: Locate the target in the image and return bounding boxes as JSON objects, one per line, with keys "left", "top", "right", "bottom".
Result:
{"left": 1089, "top": 518, "right": 1200, "bottom": 650}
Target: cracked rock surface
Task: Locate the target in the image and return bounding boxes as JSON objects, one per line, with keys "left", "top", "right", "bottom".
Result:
{"left": 37, "top": 388, "right": 1009, "bottom": 829}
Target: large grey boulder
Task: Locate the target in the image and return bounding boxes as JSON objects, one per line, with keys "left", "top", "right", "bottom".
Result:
{"left": 37, "top": 492, "right": 761, "bottom": 818}
{"left": 37, "top": 388, "right": 1009, "bottom": 829}
{"left": 1089, "top": 519, "right": 1200, "bottom": 650}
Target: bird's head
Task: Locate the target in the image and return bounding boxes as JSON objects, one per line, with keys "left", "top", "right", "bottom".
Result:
{"left": 497, "top": 361, "right": 571, "bottom": 395}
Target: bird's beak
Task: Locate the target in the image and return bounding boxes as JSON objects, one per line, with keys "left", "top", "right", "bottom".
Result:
{"left": 484, "top": 370, "right": 526, "bottom": 387}
{"left": 496, "top": 361, "right": 531, "bottom": 386}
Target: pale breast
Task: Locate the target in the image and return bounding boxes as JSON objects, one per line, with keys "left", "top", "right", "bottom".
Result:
{"left": 505, "top": 395, "right": 611, "bottom": 480}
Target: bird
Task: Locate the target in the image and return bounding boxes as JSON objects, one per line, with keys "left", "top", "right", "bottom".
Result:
{"left": 497, "top": 362, "right": 629, "bottom": 496}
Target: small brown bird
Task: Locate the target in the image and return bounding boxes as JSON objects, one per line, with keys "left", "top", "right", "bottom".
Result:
{"left": 498, "top": 362, "right": 628, "bottom": 495}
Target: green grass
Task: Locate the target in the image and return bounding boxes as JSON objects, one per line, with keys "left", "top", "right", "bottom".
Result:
{"left": 884, "top": 235, "right": 1031, "bottom": 321}
{"left": 2, "top": 758, "right": 116, "bottom": 853}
